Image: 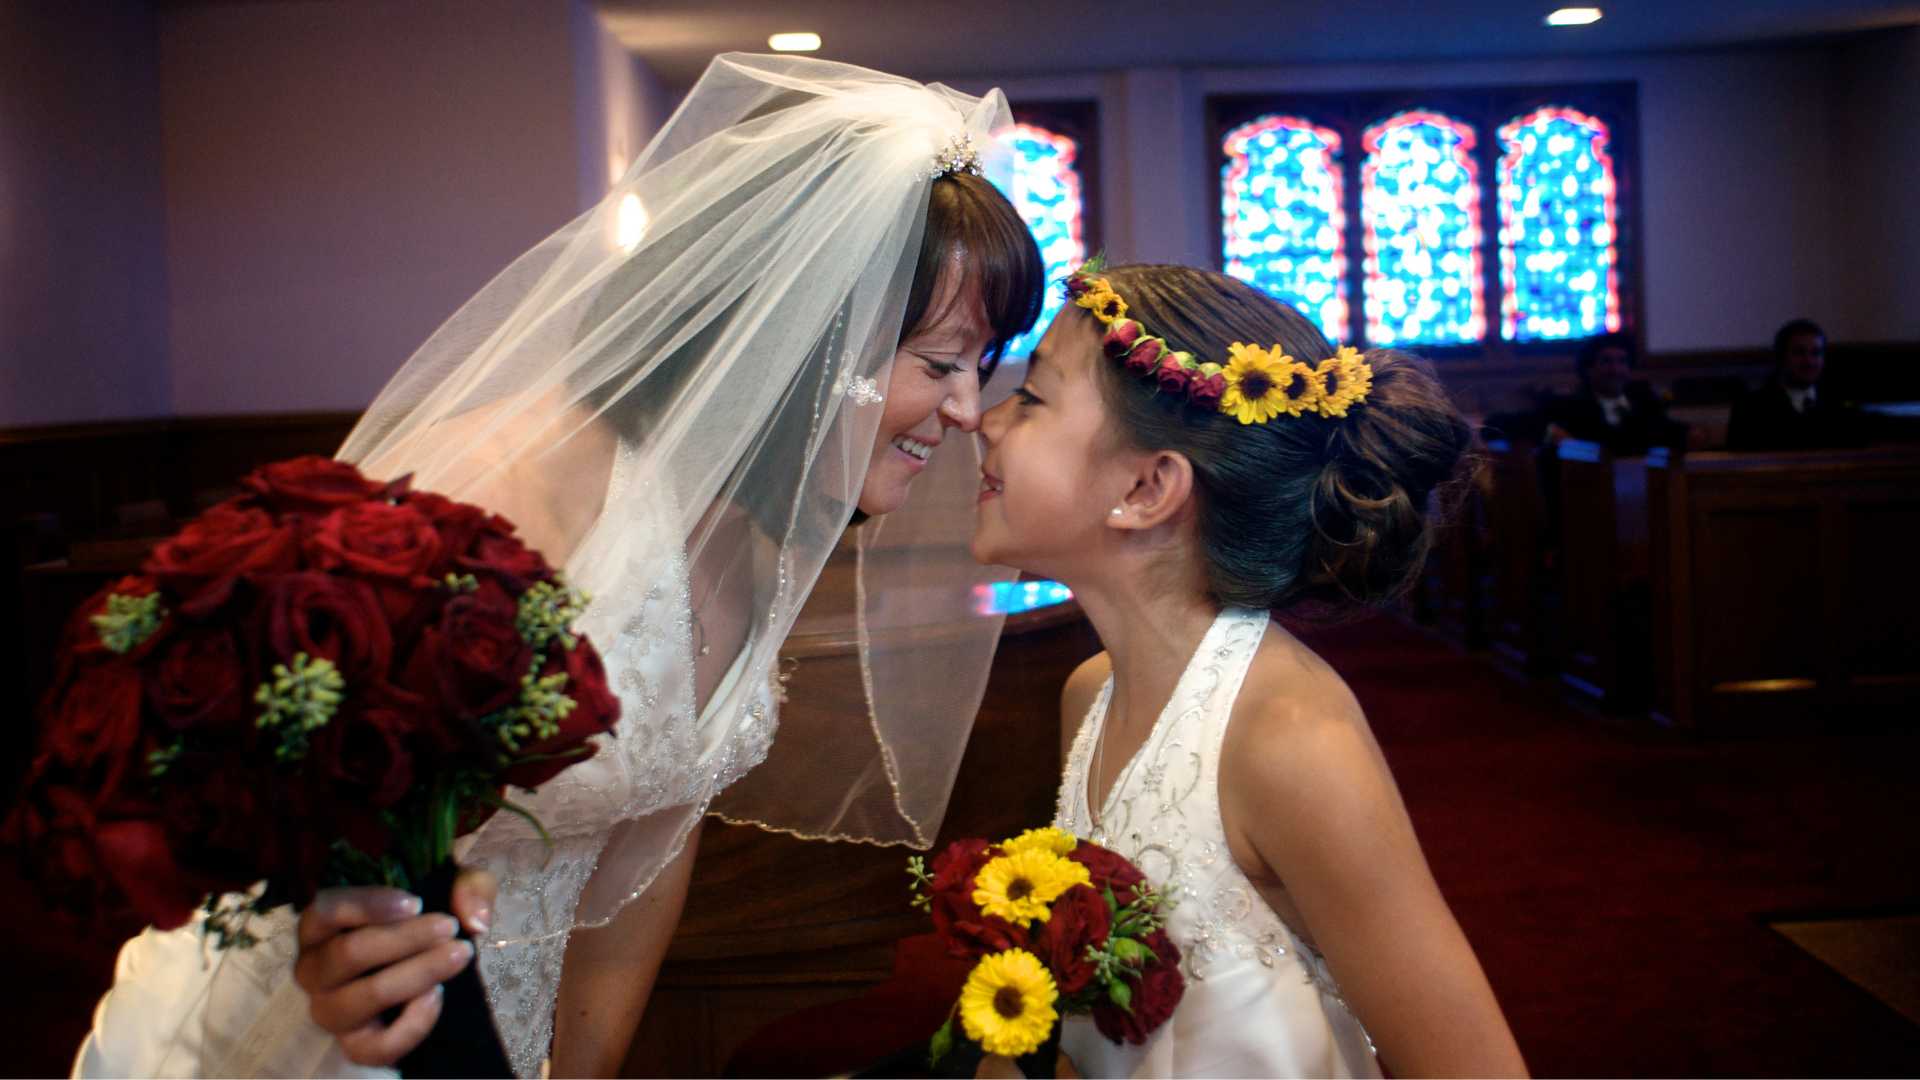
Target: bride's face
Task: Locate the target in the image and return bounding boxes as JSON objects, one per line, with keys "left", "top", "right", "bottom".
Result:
{"left": 857, "top": 264, "right": 992, "bottom": 516}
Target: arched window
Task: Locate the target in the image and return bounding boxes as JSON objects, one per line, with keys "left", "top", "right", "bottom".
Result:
{"left": 1359, "top": 110, "right": 1485, "bottom": 348}
{"left": 1221, "top": 115, "right": 1349, "bottom": 343}
{"left": 1497, "top": 106, "right": 1621, "bottom": 342}
{"left": 992, "top": 122, "right": 1087, "bottom": 360}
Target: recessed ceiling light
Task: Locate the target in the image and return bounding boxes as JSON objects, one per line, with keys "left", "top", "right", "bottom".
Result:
{"left": 768, "top": 32, "right": 822, "bottom": 52}
{"left": 1545, "top": 7, "right": 1603, "bottom": 26}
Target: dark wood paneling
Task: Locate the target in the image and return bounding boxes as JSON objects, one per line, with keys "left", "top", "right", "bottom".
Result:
{"left": 1556, "top": 441, "right": 1650, "bottom": 707}
{"left": 1484, "top": 440, "right": 1554, "bottom": 672}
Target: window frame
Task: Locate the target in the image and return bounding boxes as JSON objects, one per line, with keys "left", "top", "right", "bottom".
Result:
{"left": 1207, "top": 82, "right": 1642, "bottom": 365}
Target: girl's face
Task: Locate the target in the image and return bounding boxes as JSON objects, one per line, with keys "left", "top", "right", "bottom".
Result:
{"left": 858, "top": 265, "right": 991, "bottom": 517}
{"left": 972, "top": 310, "right": 1133, "bottom": 575}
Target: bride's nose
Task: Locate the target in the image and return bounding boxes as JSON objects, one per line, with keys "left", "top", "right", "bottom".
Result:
{"left": 939, "top": 379, "right": 981, "bottom": 432}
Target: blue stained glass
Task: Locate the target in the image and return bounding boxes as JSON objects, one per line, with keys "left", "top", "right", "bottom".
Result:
{"left": 1221, "top": 115, "right": 1349, "bottom": 343}
{"left": 1497, "top": 107, "right": 1621, "bottom": 342}
{"left": 972, "top": 578, "right": 1074, "bottom": 616}
{"left": 1359, "top": 111, "right": 1486, "bottom": 348}
{"left": 991, "top": 123, "right": 1086, "bottom": 359}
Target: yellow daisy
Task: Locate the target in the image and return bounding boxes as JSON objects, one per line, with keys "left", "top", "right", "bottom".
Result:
{"left": 1072, "top": 280, "right": 1128, "bottom": 325}
{"left": 972, "top": 849, "right": 1092, "bottom": 927}
{"left": 1221, "top": 343, "right": 1321, "bottom": 424}
{"left": 1315, "top": 346, "right": 1374, "bottom": 418}
{"left": 959, "top": 949, "right": 1059, "bottom": 1058}
{"left": 1000, "top": 826, "right": 1078, "bottom": 858}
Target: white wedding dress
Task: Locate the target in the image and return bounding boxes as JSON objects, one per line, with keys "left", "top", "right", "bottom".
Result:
{"left": 74, "top": 477, "right": 779, "bottom": 1079}
{"left": 1052, "top": 607, "right": 1380, "bottom": 1078}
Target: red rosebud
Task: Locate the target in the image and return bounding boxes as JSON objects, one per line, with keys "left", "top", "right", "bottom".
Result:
{"left": 500, "top": 643, "right": 619, "bottom": 789}
{"left": 1155, "top": 355, "right": 1192, "bottom": 396}
{"left": 144, "top": 503, "right": 298, "bottom": 615}
{"left": 240, "top": 456, "right": 383, "bottom": 514}
{"left": 146, "top": 628, "right": 250, "bottom": 736}
{"left": 1032, "top": 883, "right": 1109, "bottom": 994}
{"left": 260, "top": 571, "right": 394, "bottom": 687}
{"left": 1125, "top": 338, "right": 1165, "bottom": 376}
{"left": 1189, "top": 371, "right": 1228, "bottom": 410}
{"left": 1091, "top": 928, "right": 1185, "bottom": 1045}
{"left": 1102, "top": 321, "right": 1143, "bottom": 360}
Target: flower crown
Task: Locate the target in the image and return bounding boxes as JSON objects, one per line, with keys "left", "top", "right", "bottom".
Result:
{"left": 1065, "top": 261, "right": 1373, "bottom": 426}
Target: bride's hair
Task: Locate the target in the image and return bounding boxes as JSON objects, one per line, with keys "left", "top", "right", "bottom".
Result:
{"left": 1090, "top": 264, "right": 1472, "bottom": 613}
{"left": 908, "top": 173, "right": 1044, "bottom": 378}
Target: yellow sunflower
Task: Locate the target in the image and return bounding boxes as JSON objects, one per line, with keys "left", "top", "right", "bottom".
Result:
{"left": 1072, "top": 279, "right": 1128, "bottom": 325}
{"left": 1000, "top": 826, "right": 1078, "bottom": 858}
{"left": 1221, "top": 343, "right": 1321, "bottom": 424}
{"left": 971, "top": 848, "right": 1092, "bottom": 927}
{"left": 959, "top": 949, "right": 1059, "bottom": 1058}
{"left": 1315, "top": 345, "right": 1374, "bottom": 418}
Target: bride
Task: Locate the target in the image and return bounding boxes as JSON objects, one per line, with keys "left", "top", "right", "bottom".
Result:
{"left": 75, "top": 54, "right": 1044, "bottom": 1078}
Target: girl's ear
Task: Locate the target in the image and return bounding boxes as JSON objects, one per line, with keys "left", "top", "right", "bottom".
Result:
{"left": 1107, "top": 449, "right": 1195, "bottom": 532}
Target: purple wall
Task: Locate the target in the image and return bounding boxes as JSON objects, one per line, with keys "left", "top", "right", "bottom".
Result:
{"left": 0, "top": 1, "right": 170, "bottom": 427}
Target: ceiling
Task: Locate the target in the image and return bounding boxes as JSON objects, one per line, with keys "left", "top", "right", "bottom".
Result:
{"left": 600, "top": 0, "right": 1919, "bottom": 91}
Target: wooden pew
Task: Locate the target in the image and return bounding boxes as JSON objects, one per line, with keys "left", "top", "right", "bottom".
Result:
{"left": 1555, "top": 440, "right": 1651, "bottom": 708}
{"left": 1648, "top": 446, "right": 1920, "bottom": 731}
{"left": 1414, "top": 458, "right": 1490, "bottom": 649}
{"left": 1483, "top": 439, "right": 1556, "bottom": 672}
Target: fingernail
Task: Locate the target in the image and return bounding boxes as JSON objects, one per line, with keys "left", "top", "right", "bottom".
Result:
{"left": 397, "top": 893, "right": 423, "bottom": 917}
{"left": 466, "top": 906, "right": 491, "bottom": 936}
{"left": 432, "top": 914, "right": 459, "bottom": 940}
{"left": 448, "top": 940, "right": 475, "bottom": 965}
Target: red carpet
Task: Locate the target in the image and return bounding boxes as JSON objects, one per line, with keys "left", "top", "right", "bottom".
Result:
{"left": 6, "top": 614, "right": 1918, "bottom": 1076}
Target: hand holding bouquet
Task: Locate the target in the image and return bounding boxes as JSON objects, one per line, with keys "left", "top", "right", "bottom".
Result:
{"left": 5, "top": 456, "right": 620, "bottom": 1076}
{"left": 907, "top": 827, "right": 1185, "bottom": 1074}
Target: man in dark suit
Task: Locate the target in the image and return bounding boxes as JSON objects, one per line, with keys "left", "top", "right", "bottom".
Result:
{"left": 1727, "top": 318, "right": 1862, "bottom": 451}
{"left": 1542, "top": 332, "right": 1686, "bottom": 455}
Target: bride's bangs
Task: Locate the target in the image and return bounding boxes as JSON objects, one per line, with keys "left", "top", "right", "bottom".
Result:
{"left": 900, "top": 172, "right": 1045, "bottom": 380}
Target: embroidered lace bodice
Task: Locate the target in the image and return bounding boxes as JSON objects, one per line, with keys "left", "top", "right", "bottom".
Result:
{"left": 1052, "top": 607, "right": 1378, "bottom": 1078}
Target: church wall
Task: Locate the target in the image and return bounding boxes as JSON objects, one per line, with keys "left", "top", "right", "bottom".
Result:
{"left": 1830, "top": 26, "right": 1920, "bottom": 344}
{"left": 0, "top": 1, "right": 171, "bottom": 427}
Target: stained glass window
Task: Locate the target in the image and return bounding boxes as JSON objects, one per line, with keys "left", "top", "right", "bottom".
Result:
{"left": 992, "top": 122, "right": 1086, "bottom": 359}
{"left": 1359, "top": 111, "right": 1486, "bottom": 348}
{"left": 1221, "top": 115, "right": 1350, "bottom": 343}
{"left": 1497, "top": 106, "right": 1621, "bottom": 342}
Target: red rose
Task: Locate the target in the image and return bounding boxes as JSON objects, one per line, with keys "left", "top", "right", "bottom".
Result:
{"left": 925, "top": 839, "right": 1029, "bottom": 959}
{"left": 94, "top": 817, "right": 221, "bottom": 930}
{"left": 1124, "top": 337, "right": 1165, "bottom": 376}
{"left": 260, "top": 571, "right": 394, "bottom": 686}
{"left": 1189, "top": 371, "right": 1227, "bottom": 410}
{"left": 404, "top": 580, "right": 532, "bottom": 722}
{"left": 459, "top": 532, "right": 554, "bottom": 592}
{"left": 1091, "top": 929, "right": 1185, "bottom": 1045}
{"left": 1102, "top": 321, "right": 1142, "bottom": 360}
{"left": 1068, "top": 841, "right": 1147, "bottom": 908}
{"left": 499, "top": 644, "right": 616, "bottom": 788}
{"left": 40, "top": 660, "right": 145, "bottom": 777}
{"left": 311, "top": 699, "right": 416, "bottom": 808}
{"left": 240, "top": 456, "right": 383, "bottom": 513}
{"left": 55, "top": 577, "right": 169, "bottom": 681}
{"left": 1032, "top": 883, "right": 1109, "bottom": 994}
{"left": 307, "top": 500, "right": 443, "bottom": 585}
{"left": 144, "top": 502, "right": 297, "bottom": 615}
{"left": 1154, "top": 355, "right": 1192, "bottom": 395}
{"left": 404, "top": 491, "right": 501, "bottom": 573}
{"left": 146, "top": 629, "right": 250, "bottom": 735}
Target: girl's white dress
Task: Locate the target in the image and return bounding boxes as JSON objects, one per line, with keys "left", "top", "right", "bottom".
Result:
{"left": 1052, "top": 607, "right": 1380, "bottom": 1078}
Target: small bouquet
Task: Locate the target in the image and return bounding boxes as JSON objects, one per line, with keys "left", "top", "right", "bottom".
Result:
{"left": 5, "top": 456, "right": 620, "bottom": 1076}
{"left": 906, "top": 827, "right": 1185, "bottom": 1075}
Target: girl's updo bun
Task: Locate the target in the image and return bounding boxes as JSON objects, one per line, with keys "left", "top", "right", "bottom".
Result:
{"left": 1089, "top": 264, "right": 1472, "bottom": 612}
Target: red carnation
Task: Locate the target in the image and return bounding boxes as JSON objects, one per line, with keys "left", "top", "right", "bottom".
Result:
{"left": 1032, "top": 883, "right": 1109, "bottom": 994}
{"left": 144, "top": 503, "right": 297, "bottom": 615}
{"left": 1092, "top": 928, "right": 1185, "bottom": 1045}
{"left": 240, "top": 456, "right": 384, "bottom": 513}
{"left": 1069, "top": 840, "right": 1147, "bottom": 907}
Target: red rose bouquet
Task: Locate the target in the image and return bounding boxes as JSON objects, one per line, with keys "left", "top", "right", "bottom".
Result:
{"left": 5, "top": 456, "right": 620, "bottom": 1076}
{"left": 905, "top": 827, "right": 1184, "bottom": 1075}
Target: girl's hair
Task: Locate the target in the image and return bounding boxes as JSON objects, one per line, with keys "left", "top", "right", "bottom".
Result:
{"left": 904, "top": 172, "right": 1044, "bottom": 380}
{"left": 1090, "top": 264, "right": 1472, "bottom": 613}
